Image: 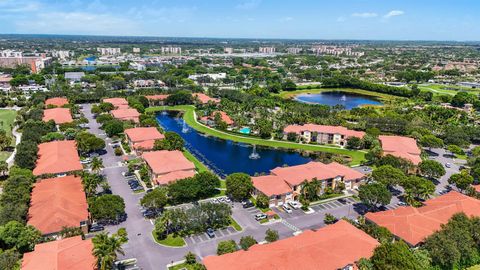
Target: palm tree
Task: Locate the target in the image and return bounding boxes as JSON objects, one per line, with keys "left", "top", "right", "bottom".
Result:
{"left": 91, "top": 157, "right": 104, "bottom": 173}
{"left": 82, "top": 173, "right": 103, "bottom": 197}
{"left": 92, "top": 230, "right": 127, "bottom": 270}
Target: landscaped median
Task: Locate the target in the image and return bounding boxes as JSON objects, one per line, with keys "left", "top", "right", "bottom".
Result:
{"left": 146, "top": 105, "right": 366, "bottom": 165}
{"left": 152, "top": 232, "right": 186, "bottom": 247}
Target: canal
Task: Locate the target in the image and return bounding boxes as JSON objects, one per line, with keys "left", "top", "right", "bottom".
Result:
{"left": 156, "top": 112, "right": 311, "bottom": 177}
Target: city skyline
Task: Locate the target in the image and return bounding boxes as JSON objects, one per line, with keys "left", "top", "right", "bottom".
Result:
{"left": 0, "top": 0, "right": 479, "bottom": 41}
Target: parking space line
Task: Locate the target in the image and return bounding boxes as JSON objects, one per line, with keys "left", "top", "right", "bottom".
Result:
{"left": 217, "top": 230, "right": 225, "bottom": 237}
{"left": 332, "top": 201, "right": 343, "bottom": 207}
{"left": 190, "top": 236, "right": 197, "bottom": 244}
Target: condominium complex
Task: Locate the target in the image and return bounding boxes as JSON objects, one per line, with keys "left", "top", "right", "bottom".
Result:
{"left": 161, "top": 46, "right": 182, "bottom": 54}
{"left": 97, "top": 47, "right": 121, "bottom": 55}
{"left": 259, "top": 47, "right": 276, "bottom": 54}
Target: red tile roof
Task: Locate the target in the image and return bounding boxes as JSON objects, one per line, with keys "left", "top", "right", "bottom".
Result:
{"left": 252, "top": 175, "right": 292, "bottom": 197}
{"left": 146, "top": 94, "right": 169, "bottom": 101}
{"left": 43, "top": 108, "right": 73, "bottom": 124}
{"left": 22, "top": 236, "right": 95, "bottom": 270}
{"left": 193, "top": 93, "right": 220, "bottom": 104}
{"left": 156, "top": 170, "right": 196, "bottom": 185}
{"left": 203, "top": 220, "right": 379, "bottom": 270}
{"left": 213, "top": 111, "right": 234, "bottom": 125}
{"left": 284, "top": 124, "right": 365, "bottom": 138}
{"left": 125, "top": 127, "right": 164, "bottom": 143}
{"left": 473, "top": 184, "right": 480, "bottom": 193}
{"left": 142, "top": 150, "right": 195, "bottom": 175}
{"left": 33, "top": 140, "right": 82, "bottom": 176}
{"left": 365, "top": 191, "right": 480, "bottom": 246}
{"left": 45, "top": 97, "right": 68, "bottom": 107}
{"left": 27, "top": 176, "right": 88, "bottom": 235}
{"left": 103, "top": 97, "right": 128, "bottom": 107}
{"left": 270, "top": 162, "right": 364, "bottom": 187}
{"left": 111, "top": 108, "right": 140, "bottom": 123}
{"left": 379, "top": 135, "right": 422, "bottom": 165}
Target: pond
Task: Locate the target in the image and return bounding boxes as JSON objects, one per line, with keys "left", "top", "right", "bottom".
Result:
{"left": 295, "top": 91, "right": 383, "bottom": 110}
{"left": 156, "top": 112, "right": 311, "bottom": 177}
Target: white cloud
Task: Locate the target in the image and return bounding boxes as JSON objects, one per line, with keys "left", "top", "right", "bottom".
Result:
{"left": 0, "top": 0, "right": 39, "bottom": 12}
{"left": 236, "top": 0, "right": 261, "bottom": 10}
{"left": 384, "top": 10, "right": 404, "bottom": 18}
{"left": 352, "top": 12, "right": 378, "bottom": 18}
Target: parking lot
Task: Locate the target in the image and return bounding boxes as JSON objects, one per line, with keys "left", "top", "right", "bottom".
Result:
{"left": 123, "top": 173, "right": 144, "bottom": 193}
{"left": 310, "top": 197, "right": 357, "bottom": 212}
{"left": 184, "top": 226, "right": 239, "bottom": 246}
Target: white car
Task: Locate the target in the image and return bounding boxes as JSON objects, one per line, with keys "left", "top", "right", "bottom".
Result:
{"left": 288, "top": 201, "right": 302, "bottom": 209}
{"left": 445, "top": 163, "right": 452, "bottom": 168}
{"left": 282, "top": 205, "right": 293, "bottom": 213}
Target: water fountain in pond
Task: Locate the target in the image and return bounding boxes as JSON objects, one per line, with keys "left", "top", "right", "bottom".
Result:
{"left": 341, "top": 95, "right": 347, "bottom": 101}
{"left": 181, "top": 120, "right": 189, "bottom": 133}
{"left": 161, "top": 105, "right": 167, "bottom": 115}
{"left": 249, "top": 145, "right": 260, "bottom": 160}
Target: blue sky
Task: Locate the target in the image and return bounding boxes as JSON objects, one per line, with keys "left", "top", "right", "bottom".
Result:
{"left": 0, "top": 0, "right": 478, "bottom": 40}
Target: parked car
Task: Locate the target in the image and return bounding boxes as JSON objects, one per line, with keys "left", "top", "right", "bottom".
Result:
{"left": 282, "top": 205, "right": 293, "bottom": 213}
{"left": 80, "top": 158, "right": 92, "bottom": 164}
{"left": 206, "top": 228, "right": 215, "bottom": 238}
{"left": 254, "top": 213, "right": 267, "bottom": 221}
{"left": 242, "top": 200, "right": 254, "bottom": 208}
{"left": 288, "top": 201, "right": 302, "bottom": 209}
{"left": 445, "top": 163, "right": 452, "bottom": 168}
{"left": 142, "top": 210, "right": 157, "bottom": 218}
{"left": 89, "top": 224, "right": 104, "bottom": 232}
{"left": 337, "top": 198, "right": 347, "bottom": 204}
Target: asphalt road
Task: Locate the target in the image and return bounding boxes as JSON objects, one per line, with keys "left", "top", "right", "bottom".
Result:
{"left": 424, "top": 148, "right": 465, "bottom": 194}
{"left": 80, "top": 103, "right": 371, "bottom": 270}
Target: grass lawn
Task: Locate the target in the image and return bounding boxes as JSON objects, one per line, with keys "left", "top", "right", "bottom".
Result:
{"left": 229, "top": 217, "right": 242, "bottom": 231}
{"left": 418, "top": 84, "right": 480, "bottom": 96}
{"left": 147, "top": 105, "right": 366, "bottom": 165}
{"left": 0, "top": 110, "right": 17, "bottom": 162}
{"left": 277, "top": 88, "right": 398, "bottom": 101}
{"left": 468, "top": 265, "right": 480, "bottom": 270}
{"left": 182, "top": 150, "right": 209, "bottom": 173}
{"left": 152, "top": 232, "right": 186, "bottom": 247}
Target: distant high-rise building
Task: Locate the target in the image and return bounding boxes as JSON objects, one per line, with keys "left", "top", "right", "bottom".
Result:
{"left": 224, "top": 47, "right": 234, "bottom": 54}
{"left": 259, "top": 47, "right": 276, "bottom": 54}
{"left": 0, "top": 50, "right": 51, "bottom": 73}
{"left": 287, "top": 47, "right": 302, "bottom": 54}
{"left": 161, "top": 47, "right": 182, "bottom": 54}
{"left": 133, "top": 48, "right": 141, "bottom": 53}
{"left": 51, "top": 50, "right": 73, "bottom": 60}
{"left": 97, "top": 47, "right": 121, "bottom": 55}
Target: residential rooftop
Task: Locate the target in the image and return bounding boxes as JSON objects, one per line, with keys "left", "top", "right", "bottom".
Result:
{"left": 43, "top": 108, "right": 73, "bottom": 124}
{"left": 203, "top": 220, "right": 379, "bottom": 270}
{"left": 365, "top": 191, "right": 480, "bottom": 246}
{"left": 103, "top": 97, "right": 128, "bottom": 106}
{"left": 283, "top": 124, "right": 365, "bottom": 138}
{"left": 379, "top": 135, "right": 422, "bottom": 165}
{"left": 111, "top": 108, "right": 140, "bottom": 123}
{"left": 45, "top": 97, "right": 68, "bottom": 107}
{"left": 33, "top": 140, "right": 82, "bottom": 176}
{"left": 142, "top": 150, "right": 195, "bottom": 175}
{"left": 193, "top": 93, "right": 220, "bottom": 104}
{"left": 146, "top": 94, "right": 169, "bottom": 101}
{"left": 21, "top": 236, "right": 95, "bottom": 270}
{"left": 270, "top": 161, "right": 364, "bottom": 187}
{"left": 27, "top": 175, "right": 88, "bottom": 235}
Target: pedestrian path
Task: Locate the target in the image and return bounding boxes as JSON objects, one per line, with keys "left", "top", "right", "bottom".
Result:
{"left": 281, "top": 219, "right": 300, "bottom": 232}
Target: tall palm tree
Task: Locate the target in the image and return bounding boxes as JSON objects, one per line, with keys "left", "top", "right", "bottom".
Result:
{"left": 82, "top": 173, "right": 103, "bottom": 197}
{"left": 91, "top": 157, "right": 104, "bottom": 173}
{"left": 92, "top": 231, "right": 127, "bottom": 270}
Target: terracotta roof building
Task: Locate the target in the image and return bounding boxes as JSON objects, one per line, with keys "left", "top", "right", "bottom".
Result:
{"left": 22, "top": 236, "right": 95, "bottom": 270}
{"left": 111, "top": 108, "right": 140, "bottom": 123}
{"left": 33, "top": 140, "right": 82, "bottom": 176}
{"left": 45, "top": 97, "right": 68, "bottom": 107}
{"left": 365, "top": 191, "right": 480, "bottom": 246}
{"left": 125, "top": 127, "right": 165, "bottom": 153}
{"left": 253, "top": 162, "right": 365, "bottom": 207}
{"left": 203, "top": 220, "right": 379, "bottom": 270}
{"left": 193, "top": 93, "right": 220, "bottom": 104}
{"left": 43, "top": 108, "right": 73, "bottom": 124}
{"left": 146, "top": 94, "right": 170, "bottom": 106}
{"left": 103, "top": 97, "right": 129, "bottom": 109}
{"left": 142, "top": 150, "right": 196, "bottom": 185}
{"left": 27, "top": 176, "right": 89, "bottom": 235}
{"left": 379, "top": 135, "right": 422, "bottom": 165}
{"left": 283, "top": 124, "right": 365, "bottom": 147}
